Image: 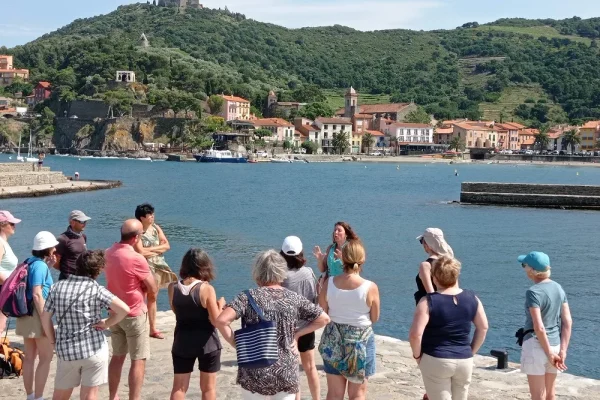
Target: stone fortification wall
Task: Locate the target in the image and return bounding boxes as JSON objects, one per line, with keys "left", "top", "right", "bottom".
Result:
{"left": 67, "top": 100, "right": 110, "bottom": 120}
{"left": 461, "top": 182, "right": 600, "bottom": 209}
{"left": 0, "top": 171, "right": 68, "bottom": 187}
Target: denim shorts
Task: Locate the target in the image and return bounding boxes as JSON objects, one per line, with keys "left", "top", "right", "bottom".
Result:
{"left": 323, "top": 333, "right": 376, "bottom": 377}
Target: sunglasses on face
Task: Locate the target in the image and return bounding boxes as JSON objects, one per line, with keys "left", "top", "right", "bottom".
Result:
{"left": 75, "top": 220, "right": 87, "bottom": 225}
{"left": 419, "top": 238, "right": 424, "bottom": 244}
{"left": 522, "top": 263, "right": 526, "bottom": 268}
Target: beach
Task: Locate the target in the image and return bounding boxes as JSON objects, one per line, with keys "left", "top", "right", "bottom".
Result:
{"left": 1, "top": 311, "right": 599, "bottom": 399}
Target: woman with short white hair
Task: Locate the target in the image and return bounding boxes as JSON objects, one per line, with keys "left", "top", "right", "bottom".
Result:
{"left": 215, "top": 250, "right": 330, "bottom": 400}
{"left": 518, "top": 251, "right": 572, "bottom": 400}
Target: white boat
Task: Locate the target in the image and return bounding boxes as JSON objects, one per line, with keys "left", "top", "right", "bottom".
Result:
{"left": 16, "top": 134, "right": 23, "bottom": 162}
{"left": 270, "top": 158, "right": 292, "bottom": 163}
{"left": 194, "top": 147, "right": 247, "bottom": 163}
{"left": 19, "top": 130, "right": 38, "bottom": 163}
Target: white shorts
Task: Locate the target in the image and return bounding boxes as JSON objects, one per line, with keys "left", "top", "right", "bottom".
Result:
{"left": 520, "top": 338, "right": 560, "bottom": 376}
{"left": 55, "top": 343, "right": 109, "bottom": 389}
{"left": 241, "top": 388, "right": 296, "bottom": 400}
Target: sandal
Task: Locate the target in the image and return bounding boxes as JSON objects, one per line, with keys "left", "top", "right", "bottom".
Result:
{"left": 150, "top": 331, "right": 165, "bottom": 339}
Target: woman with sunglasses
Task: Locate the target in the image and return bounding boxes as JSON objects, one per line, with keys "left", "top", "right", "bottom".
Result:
{"left": 414, "top": 228, "right": 454, "bottom": 306}
{"left": 0, "top": 210, "right": 21, "bottom": 333}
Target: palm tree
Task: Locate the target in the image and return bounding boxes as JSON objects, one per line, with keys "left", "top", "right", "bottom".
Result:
{"left": 362, "top": 132, "right": 374, "bottom": 154}
{"left": 449, "top": 136, "right": 465, "bottom": 152}
{"left": 562, "top": 129, "right": 581, "bottom": 153}
{"left": 332, "top": 131, "right": 350, "bottom": 154}
{"left": 534, "top": 132, "right": 550, "bottom": 152}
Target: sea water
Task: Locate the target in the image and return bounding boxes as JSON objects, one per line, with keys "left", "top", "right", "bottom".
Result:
{"left": 1, "top": 154, "right": 598, "bottom": 378}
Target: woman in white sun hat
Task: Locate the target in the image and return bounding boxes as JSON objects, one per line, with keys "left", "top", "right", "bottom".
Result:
{"left": 414, "top": 228, "right": 454, "bottom": 306}
{"left": 16, "top": 231, "right": 59, "bottom": 400}
{"left": 0, "top": 210, "right": 21, "bottom": 333}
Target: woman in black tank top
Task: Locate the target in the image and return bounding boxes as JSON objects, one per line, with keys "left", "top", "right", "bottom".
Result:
{"left": 167, "top": 249, "right": 234, "bottom": 400}
{"left": 414, "top": 228, "right": 454, "bottom": 306}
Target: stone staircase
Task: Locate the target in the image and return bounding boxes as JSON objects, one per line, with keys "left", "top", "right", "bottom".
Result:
{"left": 0, "top": 162, "right": 69, "bottom": 188}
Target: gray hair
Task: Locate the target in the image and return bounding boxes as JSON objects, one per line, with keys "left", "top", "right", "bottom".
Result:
{"left": 252, "top": 249, "right": 288, "bottom": 286}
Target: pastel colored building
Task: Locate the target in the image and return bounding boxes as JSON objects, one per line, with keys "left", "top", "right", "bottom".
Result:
{"left": 314, "top": 117, "right": 353, "bottom": 154}
{"left": 495, "top": 122, "right": 524, "bottom": 151}
{"left": 219, "top": 95, "right": 251, "bottom": 121}
{"left": 252, "top": 118, "right": 294, "bottom": 142}
{"left": 452, "top": 121, "right": 499, "bottom": 149}
{"left": 580, "top": 121, "right": 600, "bottom": 151}
{"left": 383, "top": 123, "right": 434, "bottom": 144}
{"left": 0, "top": 55, "right": 29, "bottom": 87}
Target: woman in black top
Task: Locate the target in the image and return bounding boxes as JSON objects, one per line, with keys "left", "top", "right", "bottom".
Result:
{"left": 167, "top": 249, "right": 234, "bottom": 400}
{"left": 414, "top": 228, "right": 454, "bottom": 305}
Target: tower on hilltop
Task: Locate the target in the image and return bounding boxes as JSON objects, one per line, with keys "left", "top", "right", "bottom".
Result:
{"left": 344, "top": 86, "right": 359, "bottom": 118}
{"left": 267, "top": 90, "right": 278, "bottom": 108}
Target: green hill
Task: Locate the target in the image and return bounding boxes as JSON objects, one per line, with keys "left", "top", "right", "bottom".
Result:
{"left": 3, "top": 4, "right": 600, "bottom": 124}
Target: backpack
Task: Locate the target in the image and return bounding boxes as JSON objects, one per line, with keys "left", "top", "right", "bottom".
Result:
{"left": 0, "top": 259, "right": 34, "bottom": 318}
{"left": 0, "top": 337, "right": 24, "bottom": 378}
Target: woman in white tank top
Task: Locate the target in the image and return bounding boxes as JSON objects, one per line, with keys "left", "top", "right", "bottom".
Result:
{"left": 318, "top": 240, "right": 380, "bottom": 400}
{"left": 0, "top": 210, "right": 21, "bottom": 333}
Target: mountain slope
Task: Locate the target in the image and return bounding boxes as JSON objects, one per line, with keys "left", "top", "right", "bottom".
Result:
{"left": 4, "top": 4, "right": 600, "bottom": 123}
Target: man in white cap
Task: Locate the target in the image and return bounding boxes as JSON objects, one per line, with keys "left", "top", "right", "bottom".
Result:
{"left": 54, "top": 210, "right": 91, "bottom": 281}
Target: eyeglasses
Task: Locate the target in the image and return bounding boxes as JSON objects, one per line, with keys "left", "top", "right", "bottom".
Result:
{"left": 521, "top": 263, "right": 526, "bottom": 268}
{"left": 9, "top": 222, "right": 15, "bottom": 227}
{"left": 75, "top": 220, "right": 87, "bottom": 225}
{"left": 419, "top": 238, "right": 424, "bottom": 244}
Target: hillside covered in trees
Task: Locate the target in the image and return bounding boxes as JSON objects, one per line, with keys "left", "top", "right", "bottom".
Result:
{"left": 2, "top": 3, "right": 600, "bottom": 126}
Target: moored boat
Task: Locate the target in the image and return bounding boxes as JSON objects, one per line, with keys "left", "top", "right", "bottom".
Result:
{"left": 194, "top": 148, "right": 247, "bottom": 163}
{"left": 270, "top": 158, "right": 292, "bottom": 163}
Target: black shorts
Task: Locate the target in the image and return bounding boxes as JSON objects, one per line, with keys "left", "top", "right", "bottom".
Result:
{"left": 172, "top": 350, "right": 221, "bottom": 374}
{"left": 298, "top": 332, "right": 315, "bottom": 353}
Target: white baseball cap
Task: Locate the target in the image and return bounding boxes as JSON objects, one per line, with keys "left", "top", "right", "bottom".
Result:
{"left": 32, "top": 231, "right": 59, "bottom": 251}
{"left": 281, "top": 236, "right": 303, "bottom": 256}
{"left": 416, "top": 228, "right": 454, "bottom": 257}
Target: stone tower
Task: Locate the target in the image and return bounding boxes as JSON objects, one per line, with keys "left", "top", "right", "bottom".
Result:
{"left": 267, "top": 90, "right": 278, "bottom": 108}
{"left": 344, "top": 86, "right": 359, "bottom": 118}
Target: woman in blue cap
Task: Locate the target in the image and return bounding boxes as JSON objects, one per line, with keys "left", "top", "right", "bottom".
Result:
{"left": 518, "top": 251, "right": 572, "bottom": 400}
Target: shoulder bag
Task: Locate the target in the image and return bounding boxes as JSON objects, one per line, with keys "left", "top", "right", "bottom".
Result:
{"left": 234, "top": 290, "right": 278, "bottom": 369}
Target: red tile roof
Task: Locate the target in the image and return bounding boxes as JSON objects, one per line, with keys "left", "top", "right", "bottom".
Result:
{"left": 581, "top": 121, "right": 600, "bottom": 130}
{"left": 37, "top": 81, "right": 51, "bottom": 88}
{"left": 353, "top": 114, "right": 372, "bottom": 119}
{"left": 295, "top": 129, "right": 308, "bottom": 138}
{"left": 434, "top": 127, "right": 453, "bottom": 134}
{"left": 391, "top": 123, "right": 432, "bottom": 128}
{"left": 335, "top": 103, "right": 413, "bottom": 115}
{"left": 365, "top": 130, "right": 384, "bottom": 136}
{"left": 221, "top": 95, "right": 250, "bottom": 103}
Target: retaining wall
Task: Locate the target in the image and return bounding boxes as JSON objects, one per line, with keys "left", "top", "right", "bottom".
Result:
{"left": 460, "top": 182, "right": 600, "bottom": 210}
{"left": 0, "top": 172, "right": 68, "bottom": 187}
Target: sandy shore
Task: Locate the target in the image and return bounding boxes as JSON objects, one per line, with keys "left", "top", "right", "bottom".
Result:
{"left": 1, "top": 311, "right": 599, "bottom": 399}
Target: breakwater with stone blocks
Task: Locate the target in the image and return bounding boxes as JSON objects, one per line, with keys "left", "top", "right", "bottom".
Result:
{"left": 1, "top": 312, "right": 599, "bottom": 399}
{"left": 0, "top": 162, "right": 121, "bottom": 199}
{"left": 460, "top": 182, "right": 600, "bottom": 210}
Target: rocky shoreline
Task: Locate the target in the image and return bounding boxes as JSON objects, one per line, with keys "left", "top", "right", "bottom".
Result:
{"left": 1, "top": 311, "right": 598, "bottom": 399}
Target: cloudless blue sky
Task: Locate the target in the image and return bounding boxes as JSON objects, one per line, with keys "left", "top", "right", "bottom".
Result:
{"left": 3, "top": 0, "right": 600, "bottom": 48}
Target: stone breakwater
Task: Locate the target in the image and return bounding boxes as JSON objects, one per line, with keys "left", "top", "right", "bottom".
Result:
{"left": 1, "top": 311, "right": 599, "bottom": 399}
{"left": 0, "top": 162, "right": 122, "bottom": 199}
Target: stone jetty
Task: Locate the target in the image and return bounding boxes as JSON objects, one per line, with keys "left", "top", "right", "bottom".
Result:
{"left": 0, "top": 162, "right": 121, "bottom": 199}
{"left": 461, "top": 182, "right": 600, "bottom": 210}
{"left": 1, "top": 311, "right": 598, "bottom": 399}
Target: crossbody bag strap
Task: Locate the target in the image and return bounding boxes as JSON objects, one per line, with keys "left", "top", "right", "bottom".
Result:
{"left": 56, "top": 282, "right": 95, "bottom": 327}
{"left": 244, "top": 289, "right": 268, "bottom": 322}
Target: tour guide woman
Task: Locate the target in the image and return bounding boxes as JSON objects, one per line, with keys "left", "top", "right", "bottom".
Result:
{"left": 215, "top": 250, "right": 330, "bottom": 400}
{"left": 518, "top": 251, "right": 572, "bottom": 400}
{"left": 409, "top": 256, "right": 488, "bottom": 400}
{"left": 318, "top": 239, "right": 380, "bottom": 400}
{"left": 313, "top": 221, "right": 359, "bottom": 280}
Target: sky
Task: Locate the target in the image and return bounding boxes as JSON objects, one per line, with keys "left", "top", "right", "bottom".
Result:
{"left": 2, "top": 0, "right": 600, "bottom": 48}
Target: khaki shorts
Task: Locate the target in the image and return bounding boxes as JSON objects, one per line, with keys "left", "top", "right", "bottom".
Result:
{"left": 16, "top": 308, "right": 45, "bottom": 339}
{"left": 110, "top": 312, "right": 150, "bottom": 360}
{"left": 55, "top": 343, "right": 109, "bottom": 389}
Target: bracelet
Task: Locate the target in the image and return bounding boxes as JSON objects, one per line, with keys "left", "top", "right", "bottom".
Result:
{"left": 413, "top": 353, "right": 422, "bottom": 360}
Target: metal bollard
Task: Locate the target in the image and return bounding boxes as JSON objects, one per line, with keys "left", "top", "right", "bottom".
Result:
{"left": 490, "top": 349, "right": 509, "bottom": 369}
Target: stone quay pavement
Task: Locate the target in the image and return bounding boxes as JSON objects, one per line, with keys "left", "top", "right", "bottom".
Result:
{"left": 1, "top": 311, "right": 599, "bottom": 399}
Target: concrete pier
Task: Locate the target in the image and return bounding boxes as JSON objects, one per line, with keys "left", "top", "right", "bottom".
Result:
{"left": 460, "top": 182, "right": 600, "bottom": 209}
{"left": 0, "top": 162, "right": 121, "bottom": 199}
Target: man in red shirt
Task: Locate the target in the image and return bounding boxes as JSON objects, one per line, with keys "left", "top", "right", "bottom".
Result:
{"left": 104, "top": 219, "right": 157, "bottom": 400}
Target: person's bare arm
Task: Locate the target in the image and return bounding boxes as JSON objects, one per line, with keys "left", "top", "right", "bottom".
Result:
{"left": 142, "top": 272, "right": 158, "bottom": 298}
{"left": 367, "top": 282, "right": 381, "bottom": 324}
{"left": 93, "top": 297, "right": 130, "bottom": 330}
{"left": 530, "top": 307, "right": 564, "bottom": 370}
{"left": 418, "top": 261, "right": 435, "bottom": 293}
{"left": 133, "top": 240, "right": 159, "bottom": 258}
{"left": 153, "top": 224, "right": 171, "bottom": 254}
{"left": 558, "top": 302, "right": 572, "bottom": 369}
{"left": 214, "top": 307, "right": 238, "bottom": 348}
{"left": 167, "top": 282, "right": 175, "bottom": 312}
{"left": 202, "top": 284, "right": 235, "bottom": 346}
{"left": 313, "top": 245, "right": 327, "bottom": 273}
{"left": 471, "top": 297, "right": 489, "bottom": 355}
{"left": 318, "top": 277, "right": 329, "bottom": 314}
{"left": 409, "top": 298, "right": 430, "bottom": 363}
{"left": 32, "top": 285, "right": 45, "bottom": 318}
{"left": 41, "top": 310, "right": 55, "bottom": 344}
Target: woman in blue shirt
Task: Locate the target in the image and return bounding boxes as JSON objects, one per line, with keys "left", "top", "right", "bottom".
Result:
{"left": 409, "top": 256, "right": 488, "bottom": 400}
{"left": 16, "top": 231, "right": 58, "bottom": 400}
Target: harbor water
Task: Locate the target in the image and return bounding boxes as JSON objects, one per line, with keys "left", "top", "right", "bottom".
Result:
{"left": 1, "top": 154, "right": 598, "bottom": 378}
